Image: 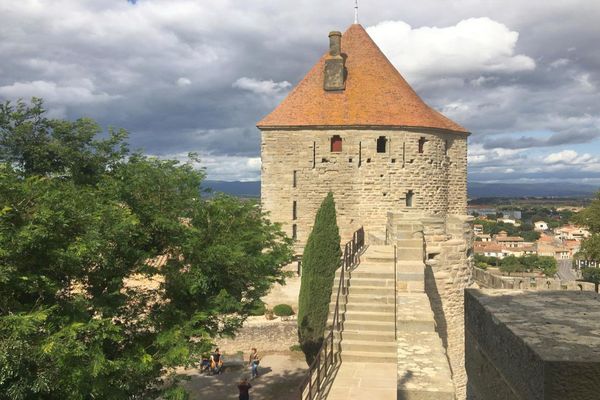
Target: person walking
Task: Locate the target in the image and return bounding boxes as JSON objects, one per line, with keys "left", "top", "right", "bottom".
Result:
{"left": 237, "top": 377, "right": 252, "bottom": 400}
{"left": 249, "top": 347, "right": 260, "bottom": 379}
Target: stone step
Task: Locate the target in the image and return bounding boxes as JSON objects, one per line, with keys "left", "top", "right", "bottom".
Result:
{"left": 342, "top": 320, "right": 395, "bottom": 332}
{"left": 334, "top": 277, "right": 394, "bottom": 287}
{"left": 328, "top": 310, "right": 395, "bottom": 325}
{"left": 344, "top": 311, "right": 395, "bottom": 322}
{"left": 341, "top": 350, "right": 396, "bottom": 363}
{"left": 338, "top": 329, "right": 395, "bottom": 342}
{"left": 396, "top": 272, "right": 424, "bottom": 282}
{"left": 395, "top": 261, "right": 425, "bottom": 273}
{"left": 367, "top": 231, "right": 386, "bottom": 245}
{"left": 396, "top": 247, "right": 423, "bottom": 261}
{"left": 349, "top": 286, "right": 395, "bottom": 296}
{"left": 330, "top": 302, "right": 395, "bottom": 313}
{"left": 394, "top": 239, "right": 423, "bottom": 248}
{"left": 350, "top": 269, "right": 395, "bottom": 279}
{"left": 396, "top": 280, "right": 425, "bottom": 293}
{"left": 341, "top": 339, "right": 397, "bottom": 353}
{"left": 342, "top": 293, "right": 395, "bottom": 304}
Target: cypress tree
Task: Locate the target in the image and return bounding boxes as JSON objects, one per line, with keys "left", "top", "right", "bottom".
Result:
{"left": 297, "top": 192, "right": 341, "bottom": 365}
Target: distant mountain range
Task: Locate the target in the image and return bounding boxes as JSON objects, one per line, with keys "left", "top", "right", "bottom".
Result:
{"left": 468, "top": 182, "right": 598, "bottom": 198}
{"left": 203, "top": 180, "right": 598, "bottom": 199}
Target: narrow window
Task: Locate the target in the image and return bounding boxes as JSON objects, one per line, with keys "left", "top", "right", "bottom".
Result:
{"left": 358, "top": 142, "right": 362, "bottom": 167}
{"left": 377, "top": 136, "right": 387, "bottom": 153}
{"left": 418, "top": 137, "right": 427, "bottom": 154}
{"left": 292, "top": 224, "right": 297, "bottom": 239}
{"left": 312, "top": 142, "right": 316, "bottom": 168}
{"left": 293, "top": 201, "right": 297, "bottom": 220}
{"left": 402, "top": 142, "right": 406, "bottom": 167}
{"left": 406, "top": 190, "right": 414, "bottom": 207}
{"left": 331, "top": 135, "right": 342, "bottom": 152}
{"left": 444, "top": 140, "right": 449, "bottom": 156}
{"left": 293, "top": 170, "right": 297, "bottom": 187}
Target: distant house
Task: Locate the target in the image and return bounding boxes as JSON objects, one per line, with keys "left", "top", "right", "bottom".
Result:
{"left": 473, "top": 224, "right": 484, "bottom": 235}
{"left": 495, "top": 231, "right": 525, "bottom": 248}
{"left": 474, "top": 243, "right": 507, "bottom": 259}
{"left": 537, "top": 243, "right": 570, "bottom": 260}
{"left": 477, "top": 233, "right": 492, "bottom": 242}
{"left": 556, "top": 225, "right": 591, "bottom": 241}
{"left": 498, "top": 218, "right": 520, "bottom": 226}
{"left": 534, "top": 221, "right": 548, "bottom": 231}
{"left": 563, "top": 239, "right": 581, "bottom": 258}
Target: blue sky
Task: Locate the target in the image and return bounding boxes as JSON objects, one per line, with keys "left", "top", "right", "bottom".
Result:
{"left": 0, "top": 0, "right": 599, "bottom": 185}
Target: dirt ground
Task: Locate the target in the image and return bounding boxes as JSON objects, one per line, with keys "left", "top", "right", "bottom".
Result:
{"left": 176, "top": 276, "right": 307, "bottom": 399}
{"left": 177, "top": 352, "right": 307, "bottom": 399}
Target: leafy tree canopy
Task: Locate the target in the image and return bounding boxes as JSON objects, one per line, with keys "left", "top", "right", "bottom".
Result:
{"left": 574, "top": 192, "right": 600, "bottom": 233}
{"left": 0, "top": 99, "right": 293, "bottom": 399}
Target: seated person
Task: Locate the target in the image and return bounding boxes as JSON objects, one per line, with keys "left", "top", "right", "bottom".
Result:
{"left": 200, "top": 354, "right": 211, "bottom": 373}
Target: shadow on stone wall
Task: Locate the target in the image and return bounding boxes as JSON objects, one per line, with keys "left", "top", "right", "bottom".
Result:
{"left": 424, "top": 264, "right": 449, "bottom": 350}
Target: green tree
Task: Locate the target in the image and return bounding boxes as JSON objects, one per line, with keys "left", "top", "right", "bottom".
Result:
{"left": 575, "top": 192, "right": 600, "bottom": 233}
{"left": 499, "top": 255, "right": 522, "bottom": 276}
{"left": 297, "top": 192, "right": 341, "bottom": 365}
{"left": 536, "top": 256, "right": 557, "bottom": 277}
{"left": 576, "top": 234, "right": 600, "bottom": 261}
{"left": 521, "top": 230, "right": 541, "bottom": 242}
{"left": 582, "top": 267, "right": 600, "bottom": 288}
{"left": 0, "top": 99, "right": 293, "bottom": 399}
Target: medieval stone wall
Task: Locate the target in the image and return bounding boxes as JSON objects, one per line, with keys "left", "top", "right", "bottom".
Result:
{"left": 261, "top": 128, "right": 468, "bottom": 252}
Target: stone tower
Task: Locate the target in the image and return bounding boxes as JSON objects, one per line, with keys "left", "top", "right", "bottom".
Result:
{"left": 258, "top": 24, "right": 469, "bottom": 252}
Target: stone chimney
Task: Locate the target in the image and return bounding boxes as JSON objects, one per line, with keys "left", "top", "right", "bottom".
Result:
{"left": 324, "top": 31, "right": 346, "bottom": 91}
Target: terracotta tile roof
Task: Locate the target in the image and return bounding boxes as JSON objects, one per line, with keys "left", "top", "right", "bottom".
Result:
{"left": 257, "top": 24, "right": 468, "bottom": 133}
{"left": 497, "top": 236, "right": 524, "bottom": 242}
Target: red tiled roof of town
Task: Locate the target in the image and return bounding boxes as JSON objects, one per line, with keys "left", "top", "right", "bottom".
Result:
{"left": 497, "top": 236, "right": 524, "bottom": 242}
{"left": 475, "top": 244, "right": 503, "bottom": 253}
{"left": 257, "top": 24, "right": 468, "bottom": 133}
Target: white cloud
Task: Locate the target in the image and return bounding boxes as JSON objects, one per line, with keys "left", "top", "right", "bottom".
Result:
{"left": 232, "top": 77, "right": 291, "bottom": 95}
{"left": 544, "top": 150, "right": 596, "bottom": 165}
{"left": 0, "top": 80, "right": 117, "bottom": 104}
{"left": 367, "top": 18, "right": 535, "bottom": 82}
{"left": 176, "top": 77, "right": 191, "bottom": 87}
{"left": 156, "top": 152, "right": 261, "bottom": 181}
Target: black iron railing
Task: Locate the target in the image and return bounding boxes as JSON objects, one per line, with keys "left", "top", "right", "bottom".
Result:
{"left": 296, "top": 227, "right": 365, "bottom": 400}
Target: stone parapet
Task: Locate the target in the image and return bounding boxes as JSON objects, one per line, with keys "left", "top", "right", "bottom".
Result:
{"left": 465, "top": 289, "right": 600, "bottom": 400}
{"left": 472, "top": 267, "right": 597, "bottom": 292}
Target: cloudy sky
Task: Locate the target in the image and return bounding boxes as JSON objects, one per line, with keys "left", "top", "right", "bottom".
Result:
{"left": 1, "top": 0, "right": 599, "bottom": 184}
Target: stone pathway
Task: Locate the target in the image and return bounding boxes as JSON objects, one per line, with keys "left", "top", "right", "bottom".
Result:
{"left": 324, "top": 362, "right": 397, "bottom": 399}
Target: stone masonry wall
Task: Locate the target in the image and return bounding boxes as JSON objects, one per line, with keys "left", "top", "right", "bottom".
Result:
{"left": 261, "top": 128, "right": 468, "bottom": 253}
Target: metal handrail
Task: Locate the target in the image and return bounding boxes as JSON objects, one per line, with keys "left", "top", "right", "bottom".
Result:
{"left": 296, "top": 227, "right": 365, "bottom": 400}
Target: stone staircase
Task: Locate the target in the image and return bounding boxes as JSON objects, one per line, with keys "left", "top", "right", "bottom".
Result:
{"left": 324, "top": 225, "right": 455, "bottom": 399}
{"left": 332, "top": 245, "right": 397, "bottom": 363}
{"left": 324, "top": 245, "right": 397, "bottom": 399}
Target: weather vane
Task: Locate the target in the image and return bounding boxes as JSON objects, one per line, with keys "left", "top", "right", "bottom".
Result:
{"left": 354, "top": 0, "right": 359, "bottom": 24}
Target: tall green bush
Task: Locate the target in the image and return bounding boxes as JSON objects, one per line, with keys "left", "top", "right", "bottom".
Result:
{"left": 297, "top": 192, "right": 341, "bottom": 365}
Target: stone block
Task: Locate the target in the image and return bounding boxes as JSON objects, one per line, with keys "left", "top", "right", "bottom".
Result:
{"left": 465, "top": 289, "right": 600, "bottom": 400}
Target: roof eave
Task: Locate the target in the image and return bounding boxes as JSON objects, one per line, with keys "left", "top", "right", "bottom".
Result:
{"left": 256, "top": 124, "right": 471, "bottom": 136}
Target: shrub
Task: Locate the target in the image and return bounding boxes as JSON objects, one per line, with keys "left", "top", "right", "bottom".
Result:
{"left": 273, "top": 304, "right": 294, "bottom": 317}
{"left": 248, "top": 299, "right": 266, "bottom": 316}
{"left": 297, "top": 192, "right": 341, "bottom": 365}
